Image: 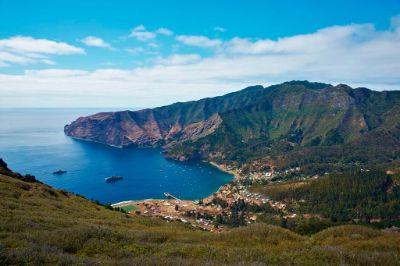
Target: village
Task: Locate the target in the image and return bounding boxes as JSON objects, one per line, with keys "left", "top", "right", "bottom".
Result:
{"left": 112, "top": 162, "right": 303, "bottom": 231}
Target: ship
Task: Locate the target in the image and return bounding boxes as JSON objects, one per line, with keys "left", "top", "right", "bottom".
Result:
{"left": 53, "top": 170, "right": 67, "bottom": 175}
{"left": 105, "top": 175, "right": 123, "bottom": 182}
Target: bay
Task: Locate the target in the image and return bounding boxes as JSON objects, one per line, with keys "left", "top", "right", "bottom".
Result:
{"left": 0, "top": 108, "right": 233, "bottom": 203}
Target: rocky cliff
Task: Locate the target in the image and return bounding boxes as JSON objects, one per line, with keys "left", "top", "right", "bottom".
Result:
{"left": 64, "top": 81, "right": 400, "bottom": 170}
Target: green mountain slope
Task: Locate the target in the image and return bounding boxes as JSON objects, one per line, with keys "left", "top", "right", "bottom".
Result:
{"left": 64, "top": 81, "right": 400, "bottom": 172}
{"left": 1, "top": 159, "right": 400, "bottom": 265}
{"left": 250, "top": 170, "right": 400, "bottom": 227}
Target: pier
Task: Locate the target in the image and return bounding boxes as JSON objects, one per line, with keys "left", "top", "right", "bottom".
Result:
{"left": 164, "top": 192, "right": 180, "bottom": 201}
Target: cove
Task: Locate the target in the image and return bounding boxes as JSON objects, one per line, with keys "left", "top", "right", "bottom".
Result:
{"left": 0, "top": 108, "right": 233, "bottom": 203}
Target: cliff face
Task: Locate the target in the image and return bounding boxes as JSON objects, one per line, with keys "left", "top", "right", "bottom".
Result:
{"left": 64, "top": 82, "right": 331, "bottom": 148}
{"left": 64, "top": 81, "right": 400, "bottom": 169}
{"left": 64, "top": 110, "right": 224, "bottom": 148}
{"left": 64, "top": 110, "right": 162, "bottom": 147}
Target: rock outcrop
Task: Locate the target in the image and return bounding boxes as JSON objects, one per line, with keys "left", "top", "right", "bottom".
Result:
{"left": 64, "top": 109, "right": 224, "bottom": 148}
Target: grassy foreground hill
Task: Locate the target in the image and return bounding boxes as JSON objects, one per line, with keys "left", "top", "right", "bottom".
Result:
{"left": 1, "top": 159, "right": 400, "bottom": 265}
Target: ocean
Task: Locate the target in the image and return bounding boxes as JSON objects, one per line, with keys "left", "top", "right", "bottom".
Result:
{"left": 0, "top": 108, "right": 233, "bottom": 203}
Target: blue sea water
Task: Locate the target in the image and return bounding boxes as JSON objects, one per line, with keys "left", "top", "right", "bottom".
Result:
{"left": 0, "top": 108, "right": 233, "bottom": 203}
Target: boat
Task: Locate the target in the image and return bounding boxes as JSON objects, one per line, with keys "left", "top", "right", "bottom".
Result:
{"left": 105, "top": 175, "right": 123, "bottom": 182}
{"left": 53, "top": 170, "right": 67, "bottom": 175}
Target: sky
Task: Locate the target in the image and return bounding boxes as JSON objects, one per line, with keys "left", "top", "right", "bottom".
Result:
{"left": 0, "top": 0, "right": 400, "bottom": 108}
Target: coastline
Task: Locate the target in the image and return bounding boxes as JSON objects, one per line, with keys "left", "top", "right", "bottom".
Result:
{"left": 111, "top": 199, "right": 157, "bottom": 208}
{"left": 68, "top": 135, "right": 124, "bottom": 149}
{"left": 109, "top": 159, "right": 268, "bottom": 232}
{"left": 112, "top": 161, "right": 237, "bottom": 208}
{"left": 62, "top": 135, "right": 241, "bottom": 229}
{"left": 56, "top": 138, "right": 269, "bottom": 232}
{"left": 208, "top": 161, "right": 239, "bottom": 179}
{"left": 67, "top": 133, "right": 238, "bottom": 203}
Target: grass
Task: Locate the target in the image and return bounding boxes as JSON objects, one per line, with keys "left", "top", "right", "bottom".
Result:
{"left": 1, "top": 172, "right": 400, "bottom": 265}
{"left": 120, "top": 205, "right": 137, "bottom": 213}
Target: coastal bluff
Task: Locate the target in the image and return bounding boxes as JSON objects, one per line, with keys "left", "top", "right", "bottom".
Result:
{"left": 64, "top": 81, "right": 400, "bottom": 170}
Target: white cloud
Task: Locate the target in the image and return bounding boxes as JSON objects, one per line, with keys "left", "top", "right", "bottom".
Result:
{"left": 148, "top": 42, "right": 159, "bottom": 48}
{"left": 156, "top": 27, "right": 173, "bottom": 36}
{"left": 129, "top": 25, "right": 156, "bottom": 41}
{"left": 130, "top": 31, "right": 156, "bottom": 41}
{"left": 214, "top": 27, "right": 226, "bottom": 32}
{"left": 0, "top": 51, "right": 35, "bottom": 66}
{"left": 391, "top": 14, "right": 400, "bottom": 29}
{"left": 41, "top": 59, "right": 56, "bottom": 65}
{"left": 176, "top": 35, "right": 222, "bottom": 48}
{"left": 133, "top": 25, "right": 146, "bottom": 31}
{"left": 0, "top": 36, "right": 84, "bottom": 67}
{"left": 1, "top": 16, "right": 400, "bottom": 107}
{"left": 0, "top": 36, "right": 84, "bottom": 54}
{"left": 126, "top": 47, "right": 145, "bottom": 54}
{"left": 81, "top": 36, "right": 113, "bottom": 49}
{"left": 155, "top": 54, "right": 201, "bottom": 65}
{"left": 225, "top": 24, "right": 377, "bottom": 55}
{"left": 24, "top": 69, "right": 89, "bottom": 77}
{"left": 129, "top": 25, "right": 173, "bottom": 41}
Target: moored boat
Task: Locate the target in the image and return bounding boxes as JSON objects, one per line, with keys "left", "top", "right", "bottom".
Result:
{"left": 53, "top": 170, "right": 67, "bottom": 175}
{"left": 105, "top": 175, "right": 123, "bottom": 182}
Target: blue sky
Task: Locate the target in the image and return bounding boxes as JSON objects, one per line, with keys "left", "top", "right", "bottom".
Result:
{"left": 0, "top": 0, "right": 400, "bottom": 107}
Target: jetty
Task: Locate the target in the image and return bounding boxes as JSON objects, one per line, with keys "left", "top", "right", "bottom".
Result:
{"left": 164, "top": 192, "right": 180, "bottom": 201}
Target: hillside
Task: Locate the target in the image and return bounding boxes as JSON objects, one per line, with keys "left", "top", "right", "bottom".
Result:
{"left": 1, "top": 159, "right": 400, "bottom": 265}
{"left": 249, "top": 170, "right": 400, "bottom": 229}
{"left": 64, "top": 81, "right": 400, "bottom": 173}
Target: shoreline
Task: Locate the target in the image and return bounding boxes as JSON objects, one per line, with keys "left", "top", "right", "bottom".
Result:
{"left": 65, "top": 136, "right": 238, "bottom": 206}
{"left": 67, "top": 135, "right": 124, "bottom": 149}
{"left": 111, "top": 199, "right": 157, "bottom": 208}
{"left": 112, "top": 161, "right": 238, "bottom": 208}
{"left": 109, "top": 160, "right": 274, "bottom": 232}
{"left": 208, "top": 161, "right": 239, "bottom": 179}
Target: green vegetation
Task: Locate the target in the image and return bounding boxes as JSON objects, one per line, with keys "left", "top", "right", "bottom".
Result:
{"left": 161, "top": 81, "right": 400, "bottom": 174}
{"left": 1, "top": 160, "right": 400, "bottom": 265}
{"left": 66, "top": 81, "right": 400, "bottom": 175}
{"left": 252, "top": 171, "right": 400, "bottom": 229}
{"left": 322, "top": 129, "right": 344, "bottom": 146}
{"left": 212, "top": 199, "right": 276, "bottom": 228}
{"left": 56, "top": 81, "right": 400, "bottom": 263}
{"left": 120, "top": 205, "right": 137, "bottom": 213}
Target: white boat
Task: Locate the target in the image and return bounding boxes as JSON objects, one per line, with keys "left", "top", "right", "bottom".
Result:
{"left": 105, "top": 175, "right": 123, "bottom": 182}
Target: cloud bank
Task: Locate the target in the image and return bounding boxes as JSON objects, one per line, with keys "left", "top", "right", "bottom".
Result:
{"left": 1, "top": 17, "right": 400, "bottom": 107}
{"left": 0, "top": 36, "right": 84, "bottom": 67}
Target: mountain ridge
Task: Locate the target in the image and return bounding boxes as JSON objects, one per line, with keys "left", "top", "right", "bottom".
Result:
{"left": 64, "top": 81, "right": 400, "bottom": 173}
{"left": 63, "top": 81, "right": 336, "bottom": 148}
